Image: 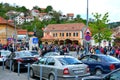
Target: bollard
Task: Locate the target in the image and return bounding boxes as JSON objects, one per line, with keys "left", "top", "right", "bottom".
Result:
{"left": 27, "top": 63, "right": 30, "bottom": 80}
{"left": 55, "top": 68, "right": 57, "bottom": 80}
{"left": 75, "top": 76, "right": 78, "bottom": 80}
{"left": 10, "top": 60, "right": 12, "bottom": 72}
{"left": 18, "top": 62, "right": 20, "bottom": 76}
{"left": 2, "top": 58, "right": 4, "bottom": 70}
{"left": 40, "top": 66, "right": 42, "bottom": 80}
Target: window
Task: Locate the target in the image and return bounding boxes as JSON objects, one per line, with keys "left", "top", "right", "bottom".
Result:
{"left": 39, "top": 57, "right": 47, "bottom": 64}
{"left": 60, "top": 33, "right": 61, "bottom": 37}
{"left": 109, "top": 70, "right": 120, "bottom": 80}
{"left": 76, "top": 33, "right": 78, "bottom": 37}
{"left": 81, "top": 55, "right": 89, "bottom": 62}
{"left": 69, "top": 33, "right": 71, "bottom": 37}
{"left": 73, "top": 33, "right": 75, "bottom": 37}
{"left": 62, "top": 33, "right": 64, "bottom": 37}
{"left": 66, "top": 33, "right": 68, "bottom": 37}
{"left": 45, "top": 57, "right": 55, "bottom": 65}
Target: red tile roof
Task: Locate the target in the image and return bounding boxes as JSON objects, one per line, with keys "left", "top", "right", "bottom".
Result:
{"left": 28, "top": 32, "right": 34, "bottom": 35}
{"left": 67, "top": 13, "right": 74, "bottom": 17}
{"left": 0, "top": 17, "right": 14, "bottom": 27}
{"left": 44, "top": 23, "right": 85, "bottom": 32}
{"left": 17, "top": 29, "right": 27, "bottom": 35}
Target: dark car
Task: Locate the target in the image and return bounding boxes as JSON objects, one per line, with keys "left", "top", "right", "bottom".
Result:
{"left": 82, "top": 68, "right": 120, "bottom": 80}
{"left": 5, "top": 50, "right": 38, "bottom": 72}
{"left": 79, "top": 54, "right": 120, "bottom": 75}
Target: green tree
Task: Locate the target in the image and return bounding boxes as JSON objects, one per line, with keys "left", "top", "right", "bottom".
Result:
{"left": 89, "top": 12, "right": 112, "bottom": 46}
{"left": 45, "top": 5, "right": 53, "bottom": 13}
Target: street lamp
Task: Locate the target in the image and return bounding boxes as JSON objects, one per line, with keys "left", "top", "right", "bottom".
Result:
{"left": 6, "top": 11, "right": 19, "bottom": 51}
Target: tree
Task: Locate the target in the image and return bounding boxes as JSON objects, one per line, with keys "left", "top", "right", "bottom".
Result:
{"left": 45, "top": 5, "right": 53, "bottom": 13}
{"left": 89, "top": 12, "right": 112, "bottom": 46}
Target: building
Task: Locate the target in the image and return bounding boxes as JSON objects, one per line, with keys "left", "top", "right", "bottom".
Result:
{"left": 41, "top": 23, "right": 86, "bottom": 45}
{"left": 0, "top": 17, "right": 15, "bottom": 45}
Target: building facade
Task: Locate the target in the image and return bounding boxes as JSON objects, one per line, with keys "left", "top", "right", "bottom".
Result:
{"left": 41, "top": 23, "right": 86, "bottom": 45}
{"left": 0, "top": 17, "right": 15, "bottom": 45}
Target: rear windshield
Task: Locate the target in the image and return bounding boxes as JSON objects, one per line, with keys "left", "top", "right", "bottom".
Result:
{"left": 58, "top": 57, "right": 82, "bottom": 65}
{"left": 101, "top": 55, "right": 120, "bottom": 62}
{"left": 16, "top": 52, "right": 32, "bottom": 57}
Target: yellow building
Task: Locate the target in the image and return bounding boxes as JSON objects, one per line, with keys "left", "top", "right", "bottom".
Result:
{"left": 41, "top": 23, "right": 86, "bottom": 45}
{"left": 0, "top": 17, "right": 15, "bottom": 45}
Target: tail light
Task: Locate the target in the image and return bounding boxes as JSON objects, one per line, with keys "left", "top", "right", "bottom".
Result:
{"left": 86, "top": 66, "right": 90, "bottom": 73}
{"left": 0, "top": 56, "right": 3, "bottom": 58}
{"left": 110, "top": 64, "right": 115, "bottom": 71}
{"left": 63, "top": 68, "right": 70, "bottom": 75}
{"left": 32, "top": 57, "right": 38, "bottom": 61}
{"left": 17, "top": 58, "right": 24, "bottom": 62}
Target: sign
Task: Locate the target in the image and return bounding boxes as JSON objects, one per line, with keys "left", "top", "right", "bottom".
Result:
{"left": 85, "top": 32, "right": 91, "bottom": 41}
{"left": 32, "top": 37, "right": 38, "bottom": 44}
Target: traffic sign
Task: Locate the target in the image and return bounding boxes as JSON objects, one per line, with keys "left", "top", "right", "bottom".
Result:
{"left": 32, "top": 37, "right": 38, "bottom": 44}
{"left": 85, "top": 34, "right": 91, "bottom": 41}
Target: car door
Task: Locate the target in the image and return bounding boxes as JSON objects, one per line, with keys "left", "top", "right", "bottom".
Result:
{"left": 34, "top": 57, "right": 47, "bottom": 76}
{"left": 43, "top": 57, "right": 55, "bottom": 79}
{"left": 5, "top": 53, "right": 13, "bottom": 67}
{"left": 87, "top": 55, "right": 101, "bottom": 72}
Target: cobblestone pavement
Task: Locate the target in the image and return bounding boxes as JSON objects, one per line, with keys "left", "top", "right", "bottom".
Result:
{"left": 0, "top": 65, "right": 39, "bottom": 80}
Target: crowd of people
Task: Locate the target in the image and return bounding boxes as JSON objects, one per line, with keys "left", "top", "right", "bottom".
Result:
{"left": 0, "top": 42, "right": 120, "bottom": 59}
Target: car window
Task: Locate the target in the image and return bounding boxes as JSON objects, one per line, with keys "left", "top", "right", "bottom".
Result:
{"left": 89, "top": 55, "right": 101, "bottom": 62}
{"left": 109, "top": 70, "right": 120, "bottom": 80}
{"left": 101, "top": 55, "right": 120, "bottom": 62}
{"left": 39, "top": 57, "right": 47, "bottom": 64}
{"left": 58, "top": 57, "right": 82, "bottom": 65}
{"left": 45, "top": 57, "right": 55, "bottom": 65}
{"left": 81, "top": 55, "right": 89, "bottom": 61}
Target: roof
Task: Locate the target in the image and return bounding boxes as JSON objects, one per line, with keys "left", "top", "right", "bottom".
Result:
{"left": 67, "top": 13, "right": 74, "bottom": 17}
{"left": 0, "top": 17, "right": 14, "bottom": 27}
{"left": 44, "top": 23, "right": 85, "bottom": 32}
{"left": 41, "top": 34, "right": 54, "bottom": 40}
{"left": 17, "top": 29, "right": 27, "bottom": 35}
{"left": 28, "top": 32, "right": 34, "bottom": 35}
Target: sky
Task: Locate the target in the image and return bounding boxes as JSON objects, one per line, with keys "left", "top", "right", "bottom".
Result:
{"left": 0, "top": 0, "right": 120, "bottom": 23}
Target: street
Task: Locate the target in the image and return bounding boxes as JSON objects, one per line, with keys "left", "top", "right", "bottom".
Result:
{"left": 0, "top": 64, "right": 39, "bottom": 80}
{"left": 0, "top": 51, "right": 79, "bottom": 80}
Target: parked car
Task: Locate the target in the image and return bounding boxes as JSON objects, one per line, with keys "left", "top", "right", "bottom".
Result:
{"left": 30, "top": 50, "right": 40, "bottom": 57}
{"left": 82, "top": 68, "right": 120, "bottom": 80}
{"left": 79, "top": 54, "right": 120, "bottom": 75}
{"left": 30, "top": 56, "right": 90, "bottom": 80}
{"left": 42, "top": 51, "right": 60, "bottom": 57}
{"left": 5, "top": 50, "right": 38, "bottom": 72}
{"left": 0, "top": 50, "right": 11, "bottom": 63}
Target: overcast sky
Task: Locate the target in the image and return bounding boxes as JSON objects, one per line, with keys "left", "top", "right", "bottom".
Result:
{"left": 0, "top": 0, "right": 120, "bottom": 22}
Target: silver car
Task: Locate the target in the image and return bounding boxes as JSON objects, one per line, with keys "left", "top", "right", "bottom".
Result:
{"left": 0, "top": 50, "right": 11, "bottom": 63}
{"left": 30, "top": 56, "right": 90, "bottom": 80}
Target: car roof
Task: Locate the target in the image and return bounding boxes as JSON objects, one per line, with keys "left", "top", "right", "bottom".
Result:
{"left": 44, "top": 55, "right": 74, "bottom": 58}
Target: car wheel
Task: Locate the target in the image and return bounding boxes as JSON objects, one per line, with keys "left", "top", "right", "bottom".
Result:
{"left": 49, "top": 74, "right": 55, "bottom": 80}
{"left": 95, "top": 69, "right": 102, "bottom": 75}
{"left": 30, "top": 68, "right": 35, "bottom": 78}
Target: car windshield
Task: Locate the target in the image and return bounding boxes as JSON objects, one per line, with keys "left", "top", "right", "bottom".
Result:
{"left": 58, "top": 57, "right": 82, "bottom": 65}
{"left": 101, "top": 55, "right": 120, "bottom": 62}
{"left": 16, "top": 52, "right": 32, "bottom": 57}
